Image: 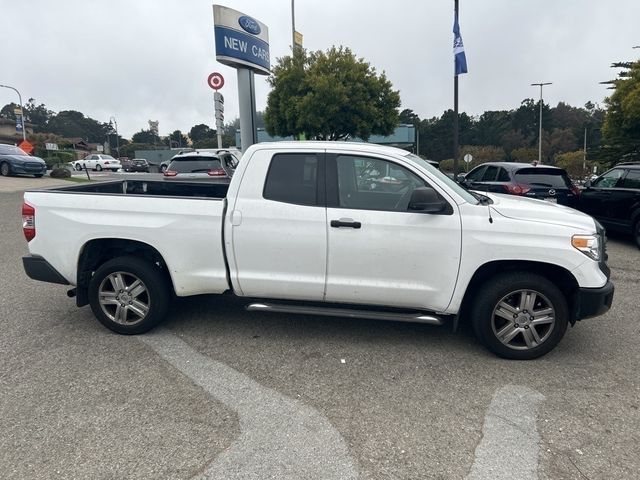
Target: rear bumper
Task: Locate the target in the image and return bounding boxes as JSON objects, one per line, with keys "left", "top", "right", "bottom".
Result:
{"left": 575, "top": 280, "right": 614, "bottom": 320}
{"left": 22, "top": 255, "right": 69, "bottom": 285}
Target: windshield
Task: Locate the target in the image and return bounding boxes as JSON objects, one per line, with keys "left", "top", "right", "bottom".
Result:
{"left": 0, "top": 144, "right": 28, "bottom": 156}
{"left": 404, "top": 153, "right": 479, "bottom": 204}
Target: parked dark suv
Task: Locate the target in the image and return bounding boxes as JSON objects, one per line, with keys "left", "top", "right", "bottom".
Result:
{"left": 458, "top": 162, "right": 580, "bottom": 208}
{"left": 578, "top": 163, "right": 640, "bottom": 248}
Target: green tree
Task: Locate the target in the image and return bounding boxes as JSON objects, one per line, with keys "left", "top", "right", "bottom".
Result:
{"left": 459, "top": 145, "right": 506, "bottom": 169}
{"left": 555, "top": 150, "right": 592, "bottom": 179}
{"left": 511, "top": 147, "right": 538, "bottom": 163}
{"left": 168, "top": 130, "right": 188, "bottom": 148}
{"left": 399, "top": 108, "right": 420, "bottom": 125}
{"left": 420, "top": 110, "right": 473, "bottom": 160}
{"left": 601, "top": 60, "right": 640, "bottom": 165}
{"left": 189, "top": 123, "right": 215, "bottom": 143}
{"left": 47, "top": 110, "right": 108, "bottom": 142}
{"left": 265, "top": 47, "right": 401, "bottom": 140}
{"left": 24, "top": 98, "right": 54, "bottom": 132}
{"left": 131, "top": 129, "right": 158, "bottom": 144}
{"left": 0, "top": 102, "right": 20, "bottom": 119}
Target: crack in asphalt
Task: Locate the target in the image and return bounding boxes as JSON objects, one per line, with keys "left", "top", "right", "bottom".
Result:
{"left": 140, "top": 330, "right": 359, "bottom": 480}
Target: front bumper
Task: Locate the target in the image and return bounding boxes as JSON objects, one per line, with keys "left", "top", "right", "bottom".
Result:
{"left": 23, "top": 255, "right": 69, "bottom": 285}
{"left": 13, "top": 164, "right": 47, "bottom": 175}
{"left": 575, "top": 280, "right": 614, "bottom": 320}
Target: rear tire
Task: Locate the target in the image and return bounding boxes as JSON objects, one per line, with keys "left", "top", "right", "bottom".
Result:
{"left": 471, "top": 271, "right": 569, "bottom": 360}
{"left": 88, "top": 256, "right": 170, "bottom": 334}
{"left": 633, "top": 219, "right": 640, "bottom": 249}
{"left": 0, "top": 162, "right": 11, "bottom": 176}
{"left": 74, "top": 163, "right": 82, "bottom": 171}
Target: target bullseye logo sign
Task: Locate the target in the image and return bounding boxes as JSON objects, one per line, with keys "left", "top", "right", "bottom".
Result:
{"left": 207, "top": 72, "right": 225, "bottom": 90}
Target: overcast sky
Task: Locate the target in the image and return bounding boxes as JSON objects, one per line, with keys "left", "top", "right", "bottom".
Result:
{"left": 1, "top": 0, "right": 639, "bottom": 138}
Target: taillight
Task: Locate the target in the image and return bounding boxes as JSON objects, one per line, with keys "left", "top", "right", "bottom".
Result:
{"left": 164, "top": 170, "right": 178, "bottom": 177}
{"left": 503, "top": 184, "right": 531, "bottom": 195}
{"left": 207, "top": 168, "right": 226, "bottom": 177}
{"left": 104, "top": 161, "right": 110, "bottom": 164}
{"left": 22, "top": 202, "right": 35, "bottom": 242}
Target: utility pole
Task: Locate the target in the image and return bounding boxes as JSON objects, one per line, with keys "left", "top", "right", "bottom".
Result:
{"left": 583, "top": 127, "right": 587, "bottom": 173}
{"left": 109, "top": 116, "right": 119, "bottom": 158}
{"left": 453, "top": 0, "right": 460, "bottom": 175}
{"left": 531, "top": 82, "right": 552, "bottom": 164}
{"left": 0, "top": 84, "right": 26, "bottom": 141}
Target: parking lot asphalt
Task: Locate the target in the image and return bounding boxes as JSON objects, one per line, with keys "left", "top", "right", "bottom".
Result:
{"left": 1, "top": 183, "right": 639, "bottom": 479}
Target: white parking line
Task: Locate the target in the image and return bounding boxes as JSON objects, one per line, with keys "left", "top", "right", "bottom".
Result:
{"left": 466, "top": 385, "right": 544, "bottom": 480}
{"left": 140, "top": 330, "right": 358, "bottom": 480}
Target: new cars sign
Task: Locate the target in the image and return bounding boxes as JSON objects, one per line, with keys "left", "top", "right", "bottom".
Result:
{"left": 213, "top": 5, "right": 270, "bottom": 75}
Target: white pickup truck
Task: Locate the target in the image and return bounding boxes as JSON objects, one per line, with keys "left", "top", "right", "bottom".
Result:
{"left": 22, "top": 142, "right": 614, "bottom": 359}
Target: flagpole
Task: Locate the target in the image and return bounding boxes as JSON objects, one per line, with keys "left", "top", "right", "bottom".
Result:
{"left": 453, "top": 0, "right": 459, "bottom": 177}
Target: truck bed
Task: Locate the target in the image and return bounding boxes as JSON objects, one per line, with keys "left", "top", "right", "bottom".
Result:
{"left": 24, "top": 179, "right": 231, "bottom": 296}
{"left": 44, "top": 179, "right": 230, "bottom": 199}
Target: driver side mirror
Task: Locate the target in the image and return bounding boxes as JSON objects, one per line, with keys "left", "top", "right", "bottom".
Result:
{"left": 408, "top": 187, "right": 447, "bottom": 213}
{"left": 456, "top": 173, "right": 467, "bottom": 183}
{"left": 584, "top": 179, "right": 592, "bottom": 188}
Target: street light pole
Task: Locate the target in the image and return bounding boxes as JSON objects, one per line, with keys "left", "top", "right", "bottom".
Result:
{"left": 531, "top": 82, "right": 552, "bottom": 164}
{"left": 453, "top": 0, "right": 460, "bottom": 176}
{"left": 0, "top": 84, "right": 26, "bottom": 141}
{"left": 109, "top": 116, "right": 119, "bottom": 158}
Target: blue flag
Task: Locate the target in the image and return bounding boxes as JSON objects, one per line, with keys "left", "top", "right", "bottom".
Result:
{"left": 453, "top": 16, "right": 468, "bottom": 75}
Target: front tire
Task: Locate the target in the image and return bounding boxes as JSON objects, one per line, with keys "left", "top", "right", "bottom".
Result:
{"left": 471, "top": 272, "right": 569, "bottom": 360}
{"left": 34, "top": 174, "right": 44, "bottom": 178}
{"left": 633, "top": 219, "right": 640, "bottom": 249}
{"left": 88, "top": 256, "right": 170, "bottom": 334}
{"left": 96, "top": 165, "right": 103, "bottom": 171}
{"left": 74, "top": 163, "right": 82, "bottom": 171}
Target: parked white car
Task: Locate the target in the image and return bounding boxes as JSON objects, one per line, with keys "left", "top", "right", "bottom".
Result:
{"left": 72, "top": 154, "right": 122, "bottom": 172}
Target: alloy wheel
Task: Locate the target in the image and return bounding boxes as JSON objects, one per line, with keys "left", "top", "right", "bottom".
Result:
{"left": 491, "top": 289, "right": 556, "bottom": 350}
{"left": 98, "top": 271, "right": 150, "bottom": 326}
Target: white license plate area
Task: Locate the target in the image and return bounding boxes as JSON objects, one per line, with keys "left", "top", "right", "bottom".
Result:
{"left": 544, "top": 197, "right": 557, "bottom": 203}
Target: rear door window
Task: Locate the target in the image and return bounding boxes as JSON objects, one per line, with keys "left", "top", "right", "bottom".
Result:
{"left": 169, "top": 156, "right": 222, "bottom": 173}
{"left": 263, "top": 153, "right": 319, "bottom": 206}
{"left": 497, "top": 168, "right": 510, "bottom": 182}
{"left": 620, "top": 170, "right": 640, "bottom": 189}
{"left": 481, "top": 166, "right": 499, "bottom": 181}
{"left": 514, "top": 168, "right": 571, "bottom": 188}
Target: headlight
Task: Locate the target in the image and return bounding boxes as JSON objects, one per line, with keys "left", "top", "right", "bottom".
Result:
{"left": 572, "top": 234, "right": 600, "bottom": 261}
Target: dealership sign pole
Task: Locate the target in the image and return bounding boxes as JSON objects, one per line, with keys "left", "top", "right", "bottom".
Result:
{"left": 213, "top": 5, "right": 270, "bottom": 152}
{"left": 207, "top": 72, "right": 225, "bottom": 148}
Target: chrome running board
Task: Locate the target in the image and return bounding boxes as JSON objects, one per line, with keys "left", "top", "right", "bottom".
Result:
{"left": 246, "top": 303, "right": 444, "bottom": 325}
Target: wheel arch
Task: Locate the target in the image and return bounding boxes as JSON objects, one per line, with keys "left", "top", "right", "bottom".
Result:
{"left": 76, "top": 238, "right": 175, "bottom": 307}
{"left": 459, "top": 260, "right": 580, "bottom": 325}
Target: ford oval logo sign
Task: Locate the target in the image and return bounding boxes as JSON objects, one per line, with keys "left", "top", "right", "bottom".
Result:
{"left": 238, "top": 16, "right": 261, "bottom": 35}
